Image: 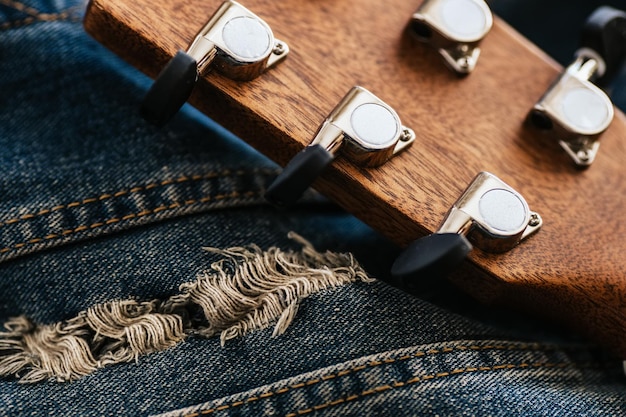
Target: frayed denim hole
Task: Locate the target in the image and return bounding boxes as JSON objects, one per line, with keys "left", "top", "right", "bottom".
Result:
{"left": 0, "top": 233, "right": 374, "bottom": 382}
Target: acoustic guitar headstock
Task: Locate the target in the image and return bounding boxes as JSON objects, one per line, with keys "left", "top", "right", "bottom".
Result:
{"left": 84, "top": 0, "right": 626, "bottom": 357}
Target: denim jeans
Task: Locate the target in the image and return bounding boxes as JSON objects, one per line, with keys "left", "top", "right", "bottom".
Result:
{"left": 0, "top": 0, "right": 625, "bottom": 416}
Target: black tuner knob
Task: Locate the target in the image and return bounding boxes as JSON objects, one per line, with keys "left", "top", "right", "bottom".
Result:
{"left": 264, "top": 86, "right": 415, "bottom": 208}
{"left": 140, "top": 52, "right": 198, "bottom": 127}
{"left": 581, "top": 6, "right": 626, "bottom": 86}
{"left": 264, "top": 145, "right": 334, "bottom": 208}
{"left": 391, "top": 233, "right": 472, "bottom": 282}
{"left": 528, "top": 6, "right": 626, "bottom": 167}
{"left": 140, "top": 0, "right": 289, "bottom": 126}
{"left": 391, "top": 172, "right": 542, "bottom": 284}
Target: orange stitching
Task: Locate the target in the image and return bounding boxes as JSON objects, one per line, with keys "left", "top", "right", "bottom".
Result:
{"left": 0, "top": 169, "right": 277, "bottom": 229}
{"left": 0, "top": 0, "right": 40, "bottom": 16}
{"left": 329, "top": 398, "right": 346, "bottom": 406}
{"left": 0, "top": 13, "right": 80, "bottom": 30}
{"left": 183, "top": 344, "right": 595, "bottom": 417}
{"left": 37, "top": 10, "right": 75, "bottom": 21}
{"left": 0, "top": 16, "right": 34, "bottom": 29}
{"left": 0, "top": 191, "right": 259, "bottom": 255}
{"left": 0, "top": 1, "right": 85, "bottom": 30}
{"left": 285, "top": 362, "right": 587, "bottom": 417}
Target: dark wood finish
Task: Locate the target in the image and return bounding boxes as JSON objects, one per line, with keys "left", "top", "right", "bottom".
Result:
{"left": 84, "top": 0, "right": 626, "bottom": 357}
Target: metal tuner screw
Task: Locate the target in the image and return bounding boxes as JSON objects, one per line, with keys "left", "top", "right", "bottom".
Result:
{"left": 409, "top": 0, "right": 493, "bottom": 75}
{"left": 265, "top": 86, "right": 416, "bottom": 207}
{"left": 529, "top": 6, "right": 626, "bottom": 167}
{"left": 391, "top": 172, "right": 542, "bottom": 285}
{"left": 140, "top": 0, "right": 289, "bottom": 126}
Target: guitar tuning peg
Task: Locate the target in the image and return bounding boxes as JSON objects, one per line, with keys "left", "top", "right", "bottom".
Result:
{"left": 391, "top": 172, "right": 542, "bottom": 284}
{"left": 580, "top": 6, "right": 626, "bottom": 86}
{"left": 529, "top": 6, "right": 626, "bottom": 167}
{"left": 265, "top": 86, "right": 416, "bottom": 208}
{"left": 140, "top": 0, "right": 289, "bottom": 126}
{"left": 409, "top": 0, "right": 493, "bottom": 75}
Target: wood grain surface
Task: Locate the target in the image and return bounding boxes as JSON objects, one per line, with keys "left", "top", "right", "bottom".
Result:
{"left": 84, "top": 0, "right": 626, "bottom": 357}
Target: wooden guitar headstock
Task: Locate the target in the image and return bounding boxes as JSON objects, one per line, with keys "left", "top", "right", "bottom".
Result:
{"left": 84, "top": 0, "right": 626, "bottom": 357}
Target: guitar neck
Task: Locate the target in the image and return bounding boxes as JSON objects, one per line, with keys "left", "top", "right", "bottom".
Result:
{"left": 84, "top": 0, "right": 626, "bottom": 357}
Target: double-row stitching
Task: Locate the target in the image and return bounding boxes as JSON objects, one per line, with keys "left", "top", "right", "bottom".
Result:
{"left": 0, "top": 1, "right": 83, "bottom": 30}
{"left": 285, "top": 361, "right": 601, "bottom": 417}
{"left": 0, "top": 169, "right": 278, "bottom": 229}
{"left": 183, "top": 344, "right": 603, "bottom": 416}
{"left": 0, "top": 13, "right": 80, "bottom": 30}
{"left": 0, "top": 0, "right": 40, "bottom": 16}
{"left": 0, "top": 190, "right": 261, "bottom": 255}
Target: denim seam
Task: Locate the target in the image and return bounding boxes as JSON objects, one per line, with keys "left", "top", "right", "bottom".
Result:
{"left": 0, "top": 0, "right": 40, "bottom": 16}
{"left": 183, "top": 344, "right": 611, "bottom": 417}
{"left": 0, "top": 1, "right": 83, "bottom": 30}
{"left": 0, "top": 14, "right": 80, "bottom": 30}
{"left": 283, "top": 361, "right": 605, "bottom": 417}
{"left": 0, "top": 190, "right": 260, "bottom": 254}
{"left": 0, "top": 169, "right": 277, "bottom": 229}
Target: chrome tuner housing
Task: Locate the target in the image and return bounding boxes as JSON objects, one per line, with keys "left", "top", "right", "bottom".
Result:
{"left": 310, "top": 86, "right": 416, "bottom": 167}
{"left": 141, "top": 0, "right": 289, "bottom": 126}
{"left": 265, "top": 86, "right": 416, "bottom": 207}
{"left": 392, "top": 172, "right": 542, "bottom": 281}
{"left": 437, "top": 172, "right": 542, "bottom": 254}
{"left": 410, "top": 0, "right": 493, "bottom": 74}
{"left": 530, "top": 52, "right": 613, "bottom": 167}
{"left": 187, "top": 0, "right": 288, "bottom": 81}
{"left": 528, "top": 6, "right": 626, "bottom": 167}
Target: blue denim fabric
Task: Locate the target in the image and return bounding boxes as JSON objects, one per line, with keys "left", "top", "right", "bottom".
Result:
{"left": 159, "top": 340, "right": 622, "bottom": 417}
{"left": 0, "top": 0, "right": 625, "bottom": 416}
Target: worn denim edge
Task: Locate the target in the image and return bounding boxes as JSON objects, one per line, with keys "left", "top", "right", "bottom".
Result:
{"left": 153, "top": 339, "right": 619, "bottom": 417}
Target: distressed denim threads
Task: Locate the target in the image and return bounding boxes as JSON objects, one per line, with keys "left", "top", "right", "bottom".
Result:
{"left": 0, "top": 234, "right": 372, "bottom": 382}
